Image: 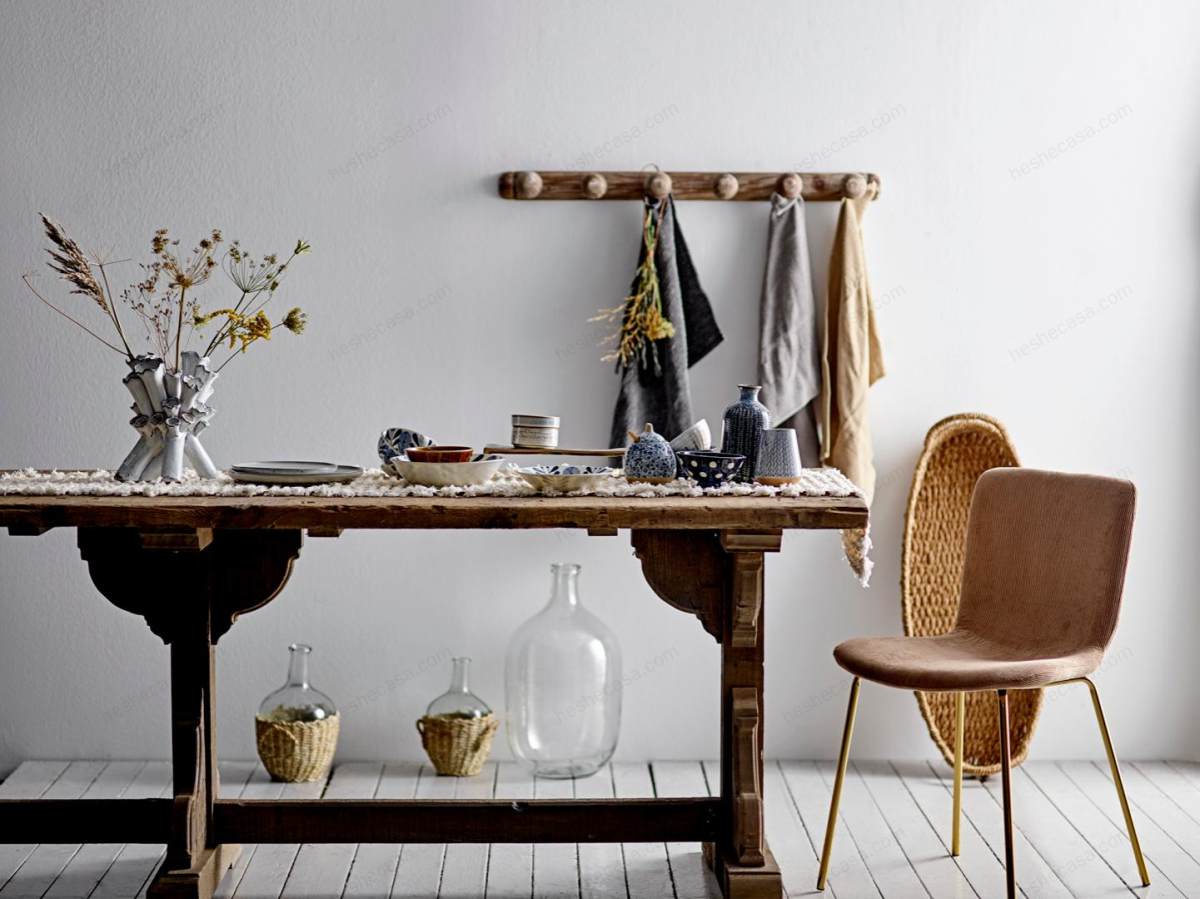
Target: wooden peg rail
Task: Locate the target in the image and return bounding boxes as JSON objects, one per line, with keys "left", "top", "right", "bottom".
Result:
{"left": 498, "top": 170, "right": 881, "bottom": 202}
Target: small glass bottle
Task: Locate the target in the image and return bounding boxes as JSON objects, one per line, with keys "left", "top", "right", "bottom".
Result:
{"left": 257, "top": 643, "right": 338, "bottom": 723}
{"left": 425, "top": 657, "right": 491, "bottom": 719}
{"left": 505, "top": 563, "right": 622, "bottom": 778}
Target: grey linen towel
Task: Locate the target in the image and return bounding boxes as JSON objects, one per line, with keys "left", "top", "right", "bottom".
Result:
{"left": 757, "top": 191, "right": 821, "bottom": 465}
{"left": 609, "top": 197, "right": 722, "bottom": 446}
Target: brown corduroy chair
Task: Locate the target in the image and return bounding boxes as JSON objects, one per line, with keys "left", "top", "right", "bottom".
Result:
{"left": 816, "top": 468, "right": 1148, "bottom": 898}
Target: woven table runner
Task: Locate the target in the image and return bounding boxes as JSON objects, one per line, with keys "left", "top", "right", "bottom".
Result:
{"left": 0, "top": 467, "right": 871, "bottom": 584}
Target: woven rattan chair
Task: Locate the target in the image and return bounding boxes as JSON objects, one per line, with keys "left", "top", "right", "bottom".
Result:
{"left": 816, "top": 468, "right": 1148, "bottom": 898}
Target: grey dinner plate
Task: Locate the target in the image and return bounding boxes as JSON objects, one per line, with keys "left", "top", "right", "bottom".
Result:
{"left": 229, "top": 463, "right": 363, "bottom": 485}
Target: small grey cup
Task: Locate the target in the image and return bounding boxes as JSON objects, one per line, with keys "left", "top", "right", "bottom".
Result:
{"left": 754, "top": 428, "right": 803, "bottom": 485}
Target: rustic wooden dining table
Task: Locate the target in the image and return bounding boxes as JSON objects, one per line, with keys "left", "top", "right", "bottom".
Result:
{"left": 0, "top": 491, "right": 867, "bottom": 899}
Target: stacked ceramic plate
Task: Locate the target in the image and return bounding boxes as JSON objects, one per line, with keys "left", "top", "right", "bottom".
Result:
{"left": 230, "top": 461, "right": 363, "bottom": 485}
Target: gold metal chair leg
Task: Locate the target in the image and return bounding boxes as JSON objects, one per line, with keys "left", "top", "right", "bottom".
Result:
{"left": 1081, "top": 677, "right": 1151, "bottom": 887}
{"left": 997, "top": 690, "right": 1016, "bottom": 899}
{"left": 816, "top": 677, "right": 860, "bottom": 891}
{"left": 952, "top": 690, "right": 965, "bottom": 856}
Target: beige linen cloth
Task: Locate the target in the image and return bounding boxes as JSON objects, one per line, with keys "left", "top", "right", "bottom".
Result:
{"left": 819, "top": 191, "right": 884, "bottom": 582}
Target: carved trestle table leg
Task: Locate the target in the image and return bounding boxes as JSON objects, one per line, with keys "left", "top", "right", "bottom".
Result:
{"left": 632, "top": 528, "right": 783, "bottom": 899}
{"left": 78, "top": 527, "right": 303, "bottom": 899}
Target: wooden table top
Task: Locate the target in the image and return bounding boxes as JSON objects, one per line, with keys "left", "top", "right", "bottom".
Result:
{"left": 0, "top": 493, "right": 867, "bottom": 533}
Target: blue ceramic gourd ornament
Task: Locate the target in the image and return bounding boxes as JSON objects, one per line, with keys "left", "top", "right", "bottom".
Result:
{"left": 623, "top": 423, "right": 677, "bottom": 484}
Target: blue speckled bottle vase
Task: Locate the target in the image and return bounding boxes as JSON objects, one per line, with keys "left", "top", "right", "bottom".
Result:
{"left": 720, "top": 385, "right": 771, "bottom": 482}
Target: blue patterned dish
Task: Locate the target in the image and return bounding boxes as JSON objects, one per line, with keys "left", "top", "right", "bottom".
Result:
{"left": 676, "top": 450, "right": 745, "bottom": 488}
{"left": 518, "top": 465, "right": 616, "bottom": 493}
{"left": 377, "top": 427, "right": 434, "bottom": 463}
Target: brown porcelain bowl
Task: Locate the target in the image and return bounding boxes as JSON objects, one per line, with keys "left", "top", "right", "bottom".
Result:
{"left": 406, "top": 445, "right": 473, "bottom": 463}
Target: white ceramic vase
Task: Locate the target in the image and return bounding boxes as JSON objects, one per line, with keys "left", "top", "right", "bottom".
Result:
{"left": 115, "top": 352, "right": 219, "bottom": 482}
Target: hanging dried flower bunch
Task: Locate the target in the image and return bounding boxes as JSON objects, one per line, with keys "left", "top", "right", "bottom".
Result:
{"left": 591, "top": 201, "right": 675, "bottom": 373}
{"left": 22, "top": 215, "right": 311, "bottom": 374}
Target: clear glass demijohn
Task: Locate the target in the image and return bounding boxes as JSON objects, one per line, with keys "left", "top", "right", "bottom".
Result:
{"left": 426, "top": 657, "right": 491, "bottom": 719}
{"left": 257, "top": 643, "right": 337, "bottom": 723}
{"left": 505, "top": 563, "right": 622, "bottom": 778}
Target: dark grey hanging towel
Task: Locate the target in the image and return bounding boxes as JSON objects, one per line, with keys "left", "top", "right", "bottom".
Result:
{"left": 609, "top": 197, "right": 722, "bottom": 447}
{"left": 757, "top": 191, "right": 821, "bottom": 465}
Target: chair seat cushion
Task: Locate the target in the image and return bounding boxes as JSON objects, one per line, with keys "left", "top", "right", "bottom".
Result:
{"left": 833, "top": 629, "right": 1103, "bottom": 692}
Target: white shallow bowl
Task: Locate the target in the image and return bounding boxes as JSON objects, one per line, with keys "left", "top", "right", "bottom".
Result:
{"left": 517, "top": 465, "right": 616, "bottom": 493}
{"left": 386, "top": 454, "right": 506, "bottom": 487}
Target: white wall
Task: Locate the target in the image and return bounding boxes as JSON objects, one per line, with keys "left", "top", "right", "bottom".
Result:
{"left": 1, "top": 0, "right": 1197, "bottom": 775}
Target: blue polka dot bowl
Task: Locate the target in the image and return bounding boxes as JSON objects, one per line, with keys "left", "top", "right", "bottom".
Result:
{"left": 676, "top": 450, "right": 746, "bottom": 488}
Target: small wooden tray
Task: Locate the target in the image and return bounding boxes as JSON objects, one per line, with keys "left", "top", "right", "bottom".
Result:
{"left": 484, "top": 445, "right": 625, "bottom": 457}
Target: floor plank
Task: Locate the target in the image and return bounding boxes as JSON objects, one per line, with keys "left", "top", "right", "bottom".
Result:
{"left": 855, "top": 761, "right": 973, "bottom": 899}
{"left": 89, "top": 763, "right": 172, "bottom": 899}
{"left": 1060, "top": 761, "right": 1200, "bottom": 897}
{"left": 759, "top": 760, "right": 827, "bottom": 899}
{"left": 8, "top": 759, "right": 1200, "bottom": 899}
{"left": 486, "top": 762, "right": 534, "bottom": 899}
{"left": 230, "top": 770, "right": 328, "bottom": 899}
{"left": 1167, "top": 761, "right": 1200, "bottom": 795}
{"left": 214, "top": 763, "right": 287, "bottom": 899}
{"left": 390, "top": 766, "right": 454, "bottom": 899}
{"left": 978, "top": 764, "right": 1131, "bottom": 898}
{"left": 533, "top": 773, "right": 578, "bottom": 899}
{"left": 652, "top": 762, "right": 720, "bottom": 899}
{"left": 890, "top": 760, "right": 1008, "bottom": 899}
{"left": 816, "top": 761, "right": 927, "bottom": 899}
{"left": 1134, "top": 762, "right": 1200, "bottom": 828}
{"left": 437, "top": 763, "right": 495, "bottom": 898}
{"left": 1086, "top": 762, "right": 1200, "bottom": 870}
{"left": 1023, "top": 761, "right": 1178, "bottom": 896}
{"left": 929, "top": 760, "right": 1072, "bottom": 899}
{"left": 0, "top": 762, "right": 70, "bottom": 892}
{"left": 573, "top": 765, "right": 624, "bottom": 899}
{"left": 613, "top": 762, "right": 673, "bottom": 899}
{"left": 1, "top": 761, "right": 110, "bottom": 898}
{"left": 282, "top": 762, "right": 383, "bottom": 898}
{"left": 51, "top": 762, "right": 216, "bottom": 899}
{"left": 779, "top": 760, "right": 878, "bottom": 899}
{"left": 342, "top": 762, "right": 421, "bottom": 899}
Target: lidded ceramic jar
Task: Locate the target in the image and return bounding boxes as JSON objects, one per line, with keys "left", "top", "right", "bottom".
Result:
{"left": 623, "top": 423, "right": 677, "bottom": 484}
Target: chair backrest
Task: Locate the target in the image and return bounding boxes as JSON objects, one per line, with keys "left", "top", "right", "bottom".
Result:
{"left": 955, "top": 468, "right": 1136, "bottom": 659}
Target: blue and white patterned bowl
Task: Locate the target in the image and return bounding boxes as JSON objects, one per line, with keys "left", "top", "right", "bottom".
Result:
{"left": 676, "top": 450, "right": 746, "bottom": 488}
{"left": 518, "top": 465, "right": 616, "bottom": 493}
{"left": 377, "top": 427, "right": 434, "bottom": 464}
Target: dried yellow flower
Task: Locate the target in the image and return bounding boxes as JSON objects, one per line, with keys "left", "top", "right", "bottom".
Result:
{"left": 282, "top": 308, "right": 307, "bottom": 334}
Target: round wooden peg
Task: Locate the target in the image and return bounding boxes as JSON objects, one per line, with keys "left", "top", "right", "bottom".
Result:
{"left": 843, "top": 174, "right": 867, "bottom": 199}
{"left": 645, "top": 171, "right": 672, "bottom": 199}
{"left": 714, "top": 173, "right": 739, "bottom": 199}
{"left": 583, "top": 173, "right": 608, "bottom": 199}
{"left": 515, "top": 171, "right": 543, "bottom": 199}
{"left": 779, "top": 173, "right": 803, "bottom": 199}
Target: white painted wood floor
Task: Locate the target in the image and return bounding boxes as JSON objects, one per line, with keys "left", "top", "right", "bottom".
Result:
{"left": 2, "top": 759, "right": 1199, "bottom": 898}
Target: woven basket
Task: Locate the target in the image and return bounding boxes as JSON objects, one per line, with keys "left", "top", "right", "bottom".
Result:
{"left": 255, "top": 714, "right": 340, "bottom": 783}
{"left": 417, "top": 713, "right": 499, "bottom": 777}
{"left": 902, "top": 413, "right": 1041, "bottom": 777}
